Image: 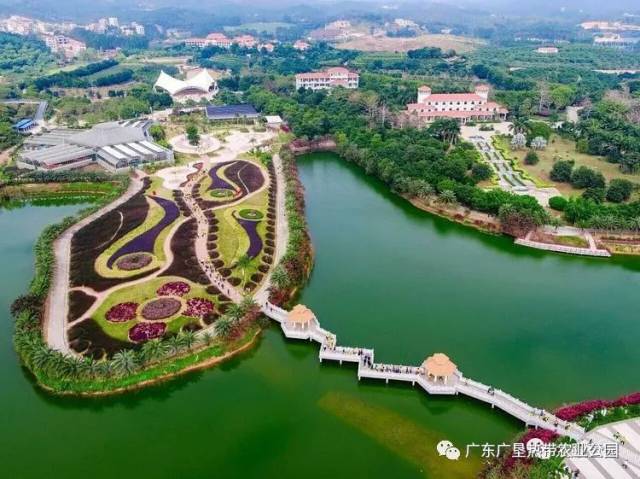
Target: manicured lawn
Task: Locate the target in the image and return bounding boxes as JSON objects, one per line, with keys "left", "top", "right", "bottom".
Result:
{"left": 215, "top": 184, "right": 269, "bottom": 288}
{"left": 92, "top": 276, "right": 218, "bottom": 342}
{"left": 554, "top": 235, "right": 589, "bottom": 248}
{"left": 496, "top": 134, "right": 640, "bottom": 197}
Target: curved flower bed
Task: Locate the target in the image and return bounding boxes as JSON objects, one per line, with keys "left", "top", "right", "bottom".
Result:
{"left": 141, "top": 297, "right": 182, "bottom": 320}
{"left": 184, "top": 298, "right": 214, "bottom": 318}
{"left": 129, "top": 322, "right": 166, "bottom": 342}
{"left": 209, "top": 161, "right": 236, "bottom": 190}
{"left": 238, "top": 209, "right": 264, "bottom": 220}
{"left": 235, "top": 215, "right": 263, "bottom": 259}
{"left": 105, "top": 302, "right": 138, "bottom": 323}
{"left": 107, "top": 196, "right": 180, "bottom": 269}
{"left": 116, "top": 253, "right": 153, "bottom": 271}
{"left": 157, "top": 281, "right": 190, "bottom": 297}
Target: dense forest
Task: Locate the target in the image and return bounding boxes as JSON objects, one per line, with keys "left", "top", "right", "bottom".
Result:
{"left": 0, "top": 32, "right": 54, "bottom": 76}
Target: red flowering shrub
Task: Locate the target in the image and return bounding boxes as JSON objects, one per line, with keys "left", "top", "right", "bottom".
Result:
{"left": 129, "top": 322, "right": 166, "bottom": 342}
{"left": 105, "top": 302, "right": 138, "bottom": 322}
{"left": 184, "top": 298, "right": 214, "bottom": 318}
{"left": 157, "top": 281, "right": 191, "bottom": 297}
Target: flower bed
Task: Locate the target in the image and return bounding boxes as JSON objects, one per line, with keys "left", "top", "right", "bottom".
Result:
{"left": 105, "top": 302, "right": 138, "bottom": 323}
{"left": 116, "top": 252, "right": 153, "bottom": 271}
{"left": 238, "top": 208, "right": 264, "bottom": 220}
{"left": 184, "top": 298, "right": 214, "bottom": 318}
{"left": 107, "top": 196, "right": 180, "bottom": 269}
{"left": 211, "top": 188, "right": 234, "bottom": 198}
{"left": 208, "top": 161, "right": 236, "bottom": 190}
{"left": 235, "top": 215, "right": 263, "bottom": 258}
{"left": 140, "top": 297, "right": 182, "bottom": 320}
{"left": 128, "top": 322, "right": 166, "bottom": 342}
{"left": 157, "top": 281, "right": 191, "bottom": 297}
{"left": 555, "top": 392, "right": 640, "bottom": 421}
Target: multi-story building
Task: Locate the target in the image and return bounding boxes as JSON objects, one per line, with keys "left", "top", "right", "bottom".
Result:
{"left": 293, "top": 40, "right": 310, "bottom": 51}
{"left": 295, "top": 67, "right": 359, "bottom": 90}
{"left": 43, "top": 34, "right": 86, "bottom": 59}
{"left": 233, "top": 34, "right": 257, "bottom": 48}
{"left": 536, "top": 46, "right": 559, "bottom": 54}
{"left": 593, "top": 34, "right": 639, "bottom": 48}
{"left": 402, "top": 85, "right": 508, "bottom": 125}
{"left": 107, "top": 17, "right": 119, "bottom": 27}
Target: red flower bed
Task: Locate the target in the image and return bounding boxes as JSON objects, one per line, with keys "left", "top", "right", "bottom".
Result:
{"left": 184, "top": 298, "right": 214, "bottom": 318}
{"left": 555, "top": 392, "right": 640, "bottom": 421}
{"left": 157, "top": 281, "right": 191, "bottom": 297}
{"left": 128, "top": 322, "right": 166, "bottom": 342}
{"left": 105, "top": 302, "right": 138, "bottom": 322}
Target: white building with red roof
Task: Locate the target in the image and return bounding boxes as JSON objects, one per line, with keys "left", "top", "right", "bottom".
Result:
{"left": 293, "top": 40, "right": 310, "bottom": 51}
{"left": 295, "top": 67, "right": 359, "bottom": 91}
{"left": 403, "top": 84, "right": 508, "bottom": 126}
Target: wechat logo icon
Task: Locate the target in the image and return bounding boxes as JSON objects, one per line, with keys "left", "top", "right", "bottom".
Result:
{"left": 437, "top": 440, "right": 461, "bottom": 460}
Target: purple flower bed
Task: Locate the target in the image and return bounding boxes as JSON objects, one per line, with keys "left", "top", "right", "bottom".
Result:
{"left": 157, "top": 281, "right": 191, "bottom": 297}
{"left": 106, "top": 302, "right": 138, "bottom": 322}
{"left": 108, "top": 196, "right": 180, "bottom": 269}
{"left": 224, "top": 161, "right": 264, "bottom": 196}
{"left": 184, "top": 298, "right": 215, "bottom": 318}
{"left": 141, "top": 297, "right": 182, "bottom": 320}
{"left": 235, "top": 215, "right": 263, "bottom": 259}
{"left": 128, "top": 322, "right": 166, "bottom": 342}
{"left": 208, "top": 161, "right": 235, "bottom": 190}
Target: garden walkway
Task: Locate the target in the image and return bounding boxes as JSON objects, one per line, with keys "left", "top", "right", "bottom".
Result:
{"left": 564, "top": 418, "right": 640, "bottom": 477}
{"left": 46, "top": 174, "right": 146, "bottom": 352}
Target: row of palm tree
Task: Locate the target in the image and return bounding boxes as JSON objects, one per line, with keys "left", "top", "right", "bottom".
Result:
{"left": 214, "top": 296, "right": 259, "bottom": 339}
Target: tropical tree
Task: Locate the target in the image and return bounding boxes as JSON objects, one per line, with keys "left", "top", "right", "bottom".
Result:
{"left": 438, "top": 189, "right": 457, "bottom": 204}
{"left": 270, "top": 266, "right": 289, "bottom": 289}
{"left": 511, "top": 133, "right": 527, "bottom": 150}
{"left": 428, "top": 118, "right": 460, "bottom": 145}
{"left": 234, "top": 254, "right": 252, "bottom": 285}
{"left": 111, "top": 350, "right": 138, "bottom": 376}
{"left": 186, "top": 124, "right": 200, "bottom": 146}
{"left": 140, "top": 339, "right": 165, "bottom": 363}
{"left": 226, "top": 303, "right": 244, "bottom": 323}
{"left": 215, "top": 317, "right": 234, "bottom": 339}
{"left": 179, "top": 330, "right": 198, "bottom": 351}
{"left": 530, "top": 136, "right": 547, "bottom": 150}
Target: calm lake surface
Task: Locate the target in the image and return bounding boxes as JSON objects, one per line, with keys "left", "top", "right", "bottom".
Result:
{"left": 1, "top": 154, "right": 639, "bottom": 478}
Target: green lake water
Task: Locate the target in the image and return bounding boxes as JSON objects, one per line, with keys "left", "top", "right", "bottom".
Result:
{"left": 1, "top": 153, "right": 639, "bottom": 478}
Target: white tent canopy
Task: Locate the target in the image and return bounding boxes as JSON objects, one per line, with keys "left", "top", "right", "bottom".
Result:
{"left": 154, "top": 70, "right": 216, "bottom": 96}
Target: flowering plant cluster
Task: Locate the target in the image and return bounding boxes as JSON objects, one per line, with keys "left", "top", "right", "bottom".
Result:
{"left": 555, "top": 393, "right": 640, "bottom": 421}
{"left": 105, "top": 302, "right": 138, "bottom": 322}
{"left": 184, "top": 298, "right": 214, "bottom": 318}
{"left": 128, "top": 322, "right": 166, "bottom": 342}
{"left": 157, "top": 281, "right": 191, "bottom": 297}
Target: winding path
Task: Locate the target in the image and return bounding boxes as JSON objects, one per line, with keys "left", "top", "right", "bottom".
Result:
{"left": 45, "top": 175, "right": 145, "bottom": 352}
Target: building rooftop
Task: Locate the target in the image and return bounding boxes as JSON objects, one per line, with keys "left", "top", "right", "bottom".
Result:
{"left": 154, "top": 69, "right": 216, "bottom": 96}
{"left": 205, "top": 104, "right": 259, "bottom": 120}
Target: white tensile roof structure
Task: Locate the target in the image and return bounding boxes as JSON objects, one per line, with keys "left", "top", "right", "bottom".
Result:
{"left": 154, "top": 70, "right": 216, "bottom": 96}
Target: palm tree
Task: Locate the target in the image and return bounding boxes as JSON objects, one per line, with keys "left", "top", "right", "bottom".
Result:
{"left": 215, "top": 317, "right": 234, "bottom": 339}
{"left": 140, "top": 339, "right": 165, "bottom": 364}
{"left": 202, "top": 331, "right": 214, "bottom": 346}
{"left": 239, "top": 295, "right": 257, "bottom": 314}
{"left": 111, "top": 350, "right": 138, "bottom": 376}
{"left": 165, "top": 335, "right": 184, "bottom": 356}
{"left": 234, "top": 254, "right": 252, "bottom": 285}
{"left": 179, "top": 330, "right": 198, "bottom": 351}
{"left": 270, "top": 267, "right": 289, "bottom": 289}
{"left": 226, "top": 303, "right": 244, "bottom": 323}
{"left": 438, "top": 190, "right": 457, "bottom": 205}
